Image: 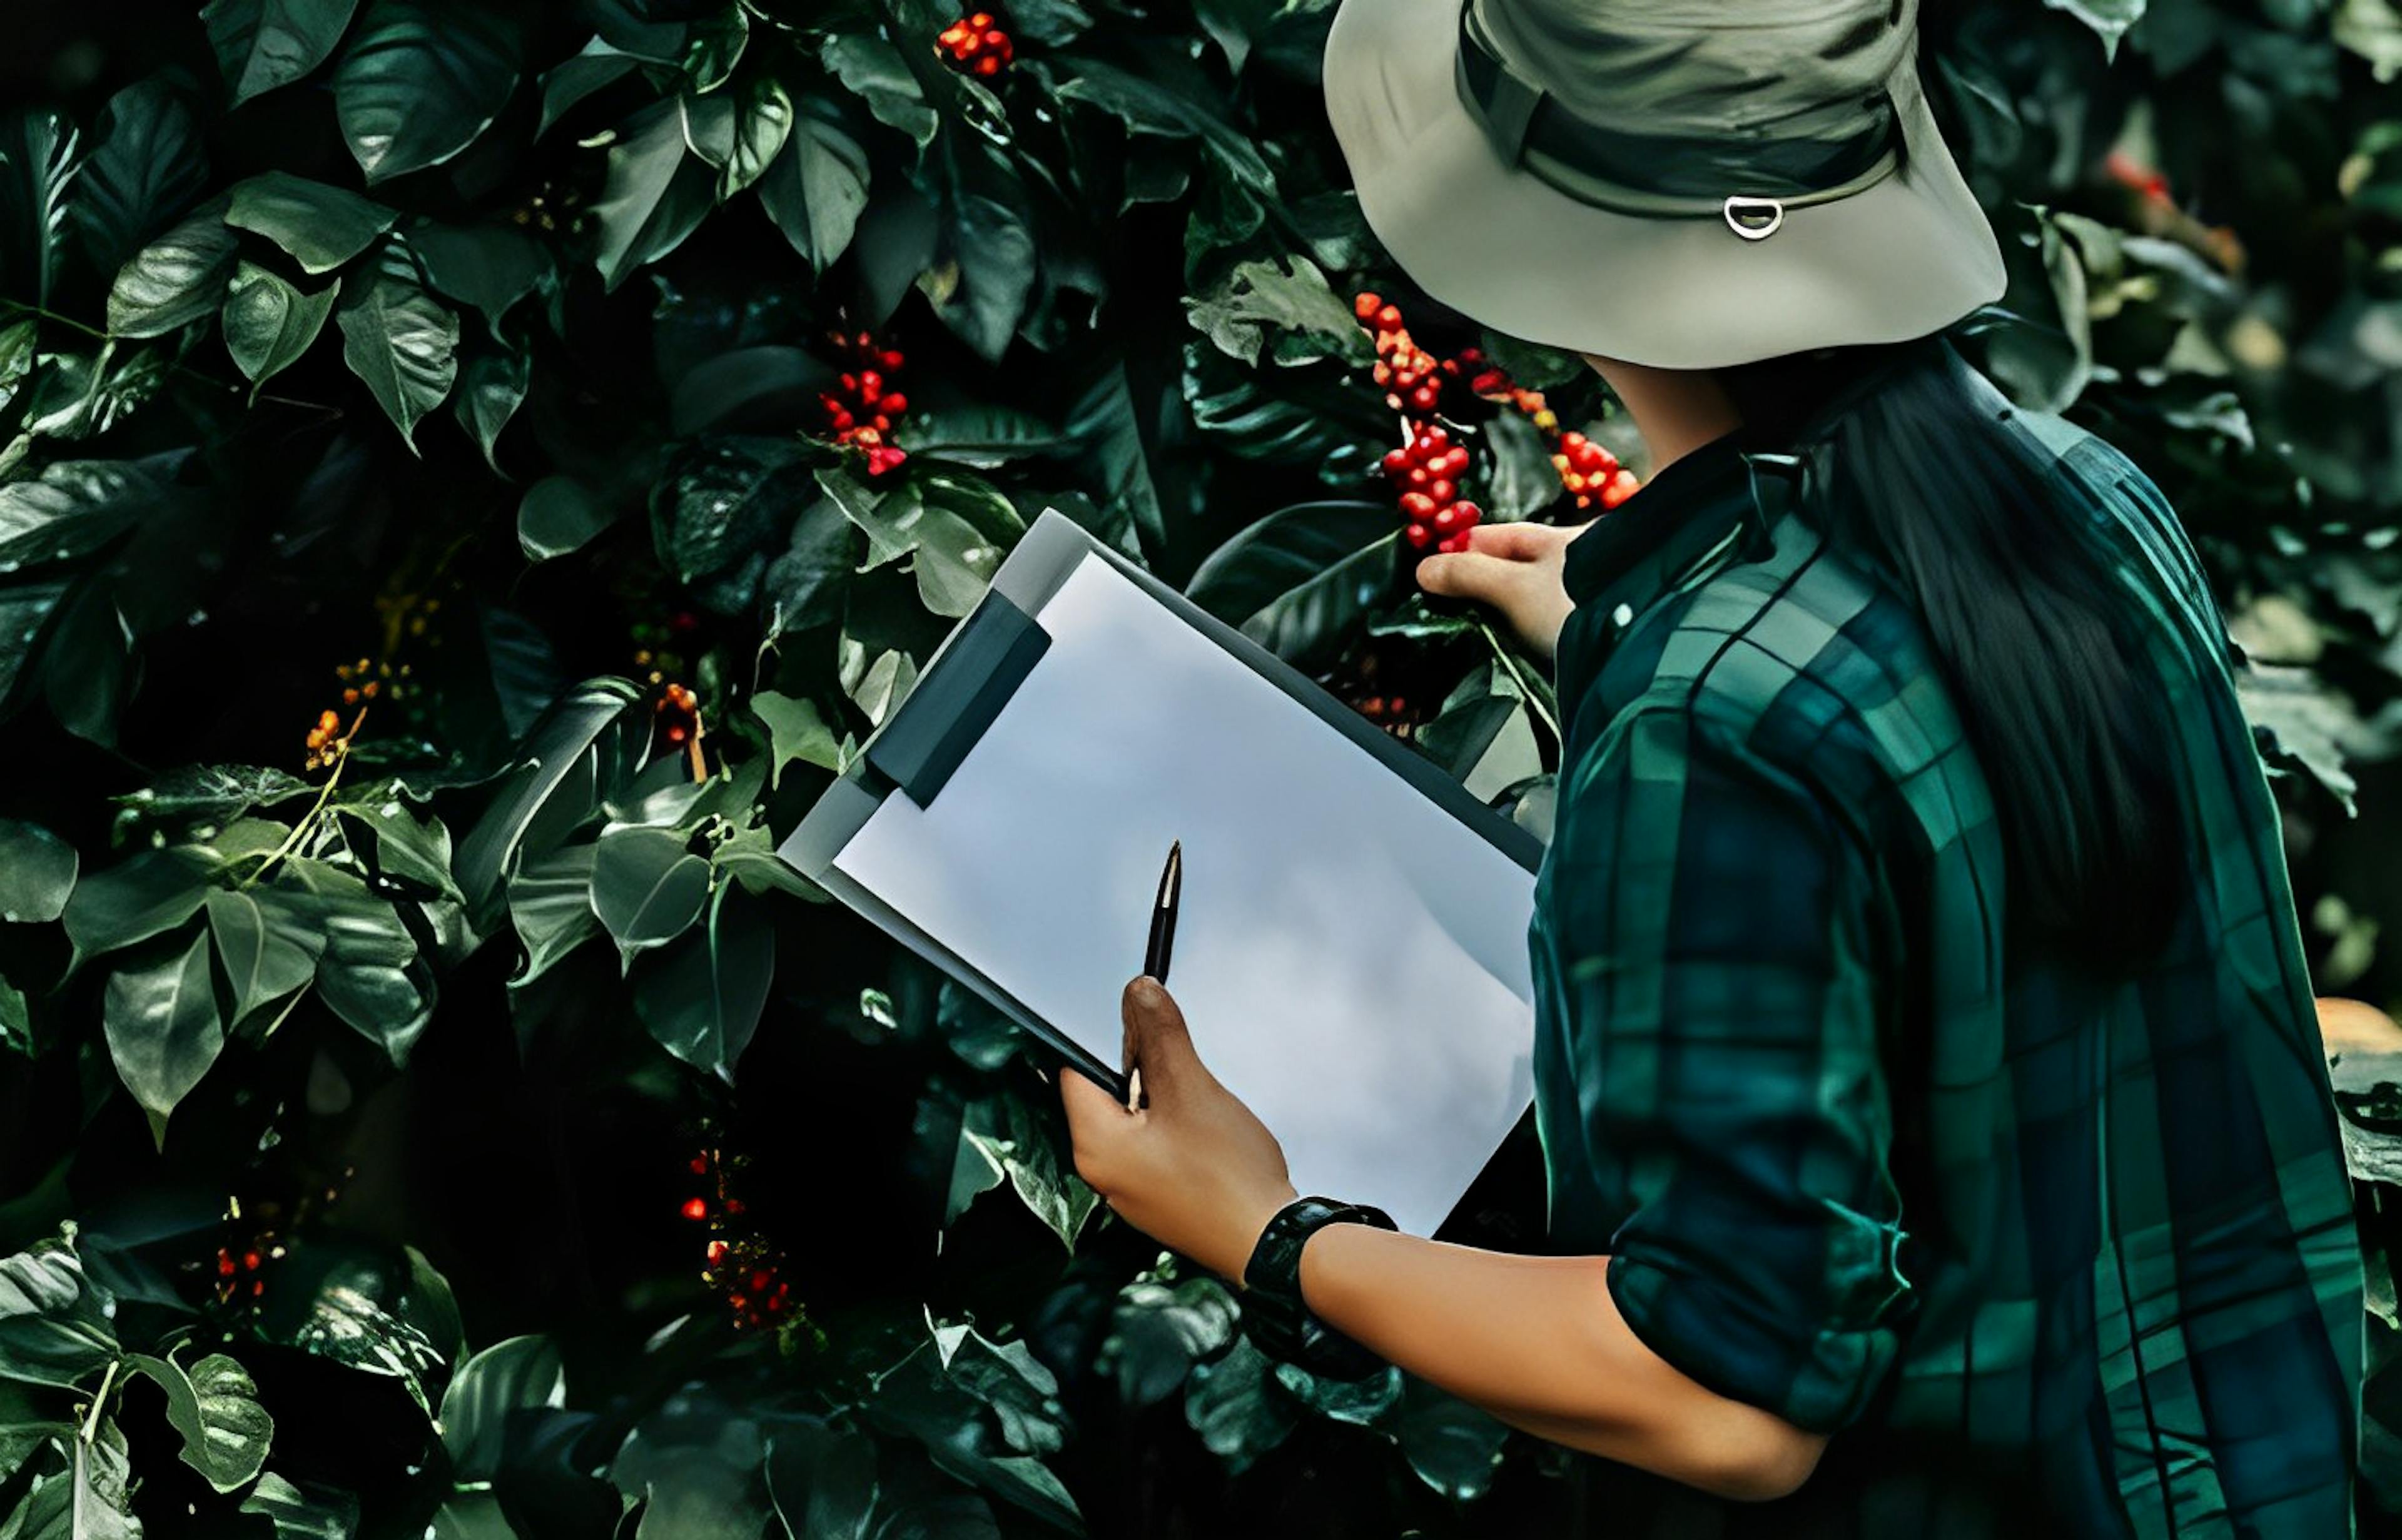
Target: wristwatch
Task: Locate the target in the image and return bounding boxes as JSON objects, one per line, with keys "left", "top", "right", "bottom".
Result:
{"left": 1239, "top": 1194, "right": 1397, "bottom": 1381}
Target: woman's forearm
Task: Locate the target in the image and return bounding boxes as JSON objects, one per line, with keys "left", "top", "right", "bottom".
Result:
{"left": 1291, "top": 1222, "right": 1827, "bottom": 1501}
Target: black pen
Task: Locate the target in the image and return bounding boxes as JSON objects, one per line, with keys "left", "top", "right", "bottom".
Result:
{"left": 1130, "top": 838, "right": 1180, "bottom": 1111}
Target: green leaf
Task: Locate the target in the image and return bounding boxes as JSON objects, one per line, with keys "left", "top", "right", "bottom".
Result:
{"left": 819, "top": 33, "right": 938, "bottom": 148}
{"left": 296, "top": 863, "right": 433, "bottom": 1064}
{"left": 1063, "top": 360, "right": 1165, "bottom": 564}
{"left": 651, "top": 435, "right": 809, "bottom": 605}
{"left": 504, "top": 842, "right": 600, "bottom": 988}
{"left": 751, "top": 691, "right": 848, "bottom": 789}
{"left": 0, "top": 821, "right": 76, "bottom": 925}
{"left": 669, "top": 345, "right": 833, "bottom": 437}
{"left": 0, "top": 1236, "right": 119, "bottom": 1391}
{"left": 438, "top": 1334, "right": 563, "bottom": 1481}
{"left": 107, "top": 200, "right": 239, "bottom": 338}
{"left": 61, "top": 846, "right": 216, "bottom": 970}
{"left": 0, "top": 110, "right": 81, "bottom": 308}
{"left": 74, "top": 78, "right": 209, "bottom": 275}
{"left": 332, "top": 0, "right": 521, "bottom": 183}
{"left": 841, "top": 644, "right": 918, "bottom": 729}
{"left": 2044, "top": 0, "right": 2146, "bottom": 59}
{"left": 205, "top": 887, "right": 325, "bottom": 1025}
{"left": 222, "top": 261, "right": 338, "bottom": 398}
{"left": 452, "top": 346, "right": 529, "bottom": 474}
{"left": 239, "top": 1469, "right": 362, "bottom": 1537}
{"left": 763, "top": 1420, "right": 879, "bottom": 1540}
{"left": 684, "top": 76, "right": 793, "bottom": 200}
{"left": 111, "top": 764, "right": 313, "bottom": 829}
{"left": 758, "top": 109, "right": 868, "bottom": 273}
{"left": 591, "top": 827, "right": 710, "bottom": 960}
{"left": 1185, "top": 255, "right": 1372, "bottom": 368}
{"left": 1184, "top": 501, "right": 1397, "bottom": 672}
{"left": 103, "top": 923, "right": 225, "bottom": 1148}
{"left": 517, "top": 475, "right": 616, "bottom": 563}
{"left": 127, "top": 1349, "right": 274, "bottom": 1492}
{"left": 453, "top": 676, "right": 645, "bottom": 927}
{"left": 915, "top": 135, "right": 1037, "bottom": 365}
{"left": 816, "top": 466, "right": 1006, "bottom": 617}
{"left": 336, "top": 236, "right": 460, "bottom": 450}
{"left": 905, "top": 403, "right": 1072, "bottom": 468}
{"left": 203, "top": 0, "right": 360, "bottom": 106}
{"left": 12, "top": 1417, "right": 142, "bottom": 1539}
{"left": 1481, "top": 409, "right": 1568, "bottom": 522}
{"left": 537, "top": 37, "right": 647, "bottom": 138}
{"left": 251, "top": 1240, "right": 452, "bottom": 1419}
{"left": 410, "top": 222, "right": 548, "bottom": 327}
{"left": 224, "top": 170, "right": 396, "bottom": 273}
{"left": 0, "top": 458, "right": 165, "bottom": 572}
{"left": 761, "top": 495, "right": 857, "bottom": 646}
{"left": 634, "top": 882, "right": 774, "bottom": 1080}
{"left": 1392, "top": 1374, "right": 1508, "bottom": 1502}
{"left": 1108, "top": 1278, "right": 1238, "bottom": 1408}
{"left": 591, "top": 95, "right": 718, "bottom": 293}
{"left": 959, "top": 1088, "right": 1100, "bottom": 1250}
{"left": 1184, "top": 1337, "right": 1297, "bottom": 1472}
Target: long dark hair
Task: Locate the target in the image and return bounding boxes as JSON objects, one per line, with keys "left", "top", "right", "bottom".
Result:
{"left": 1716, "top": 332, "right": 2184, "bottom": 975}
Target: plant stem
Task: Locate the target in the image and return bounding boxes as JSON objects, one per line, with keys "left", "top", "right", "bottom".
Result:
{"left": 1476, "top": 618, "right": 1559, "bottom": 747}
{"left": 241, "top": 749, "right": 350, "bottom": 889}
{"left": 80, "top": 1358, "right": 119, "bottom": 1444}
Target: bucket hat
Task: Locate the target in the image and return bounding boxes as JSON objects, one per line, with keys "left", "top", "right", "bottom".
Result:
{"left": 1320, "top": 0, "right": 2009, "bottom": 369}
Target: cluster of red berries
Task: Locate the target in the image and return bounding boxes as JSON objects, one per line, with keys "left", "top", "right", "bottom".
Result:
{"left": 1356, "top": 692, "right": 1411, "bottom": 728}
{"left": 1382, "top": 423, "right": 1484, "bottom": 554}
{"left": 303, "top": 654, "right": 397, "bottom": 772}
{"left": 936, "top": 11, "right": 1014, "bottom": 76}
{"left": 1361, "top": 294, "right": 1446, "bottom": 415}
{"left": 1554, "top": 430, "right": 1638, "bottom": 512}
{"left": 654, "top": 682, "right": 701, "bottom": 747}
{"left": 212, "top": 1240, "right": 275, "bottom": 1304}
{"left": 818, "top": 330, "right": 910, "bottom": 477}
{"left": 681, "top": 1142, "right": 799, "bottom": 1334}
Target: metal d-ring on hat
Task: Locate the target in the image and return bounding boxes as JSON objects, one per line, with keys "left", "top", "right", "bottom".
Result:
{"left": 1452, "top": 0, "right": 1905, "bottom": 241}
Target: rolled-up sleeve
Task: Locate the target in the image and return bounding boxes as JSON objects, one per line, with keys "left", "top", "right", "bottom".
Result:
{"left": 1551, "top": 702, "right": 1909, "bottom": 1434}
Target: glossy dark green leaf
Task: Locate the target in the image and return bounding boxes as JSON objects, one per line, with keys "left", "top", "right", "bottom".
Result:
{"left": 751, "top": 691, "right": 848, "bottom": 790}
{"left": 205, "top": 887, "right": 323, "bottom": 1024}
{"left": 224, "top": 171, "right": 395, "bottom": 273}
{"left": 1062, "top": 360, "right": 1165, "bottom": 564}
{"left": 111, "top": 764, "right": 313, "bottom": 830}
{"left": 203, "top": 0, "right": 360, "bottom": 106}
{"left": 634, "top": 881, "right": 773, "bottom": 1080}
{"left": 75, "top": 79, "right": 208, "bottom": 275}
{"left": 0, "top": 458, "right": 165, "bottom": 572}
{"left": 905, "top": 403, "right": 1072, "bottom": 468}
{"left": 591, "top": 826, "right": 709, "bottom": 959}
{"left": 410, "top": 223, "right": 547, "bottom": 328}
{"left": 126, "top": 1349, "right": 275, "bottom": 1492}
{"left": 107, "top": 201, "right": 239, "bottom": 338}
{"left": 1183, "top": 1337, "right": 1297, "bottom": 1472}
{"left": 1185, "top": 254, "right": 1371, "bottom": 369}
{"left": 454, "top": 677, "right": 644, "bottom": 926}
{"left": 61, "top": 846, "right": 217, "bottom": 970}
{"left": 102, "top": 923, "right": 225, "bottom": 1148}
{"left": 818, "top": 33, "right": 938, "bottom": 148}
{"left": 816, "top": 465, "right": 1005, "bottom": 618}
{"left": 0, "top": 1236, "right": 119, "bottom": 1391}
{"left": 758, "top": 109, "right": 869, "bottom": 273}
{"left": 504, "top": 841, "right": 600, "bottom": 988}
{"left": 222, "top": 261, "right": 338, "bottom": 398}
{"left": 249, "top": 1239, "right": 452, "bottom": 1418}
{"left": 238, "top": 1469, "right": 362, "bottom": 1537}
{"left": 11, "top": 1417, "right": 141, "bottom": 1539}
{"left": 763, "top": 1419, "right": 879, "bottom": 1540}
{"left": 438, "top": 1334, "right": 563, "bottom": 1481}
{"left": 336, "top": 236, "right": 460, "bottom": 451}
{"left": 1481, "top": 409, "right": 1569, "bottom": 522}
{"left": 452, "top": 345, "right": 529, "bottom": 474}
{"left": 0, "top": 109, "right": 81, "bottom": 308}
{"left": 651, "top": 436, "right": 809, "bottom": 605}
{"left": 1184, "top": 501, "right": 1397, "bottom": 671}
{"left": 760, "top": 496, "right": 857, "bottom": 647}
{"left": 1108, "top": 1277, "right": 1238, "bottom": 1409}
{"left": 1392, "top": 1374, "right": 1508, "bottom": 1502}
{"left": 960, "top": 1087, "right": 1100, "bottom": 1249}
{"left": 915, "top": 135, "right": 1036, "bottom": 365}
{"left": 683, "top": 76, "right": 793, "bottom": 199}
{"left": 0, "top": 820, "right": 76, "bottom": 924}
{"left": 668, "top": 345, "right": 833, "bottom": 437}
{"left": 332, "top": 0, "right": 522, "bottom": 183}
{"left": 590, "top": 95, "right": 717, "bottom": 293}
{"left": 537, "top": 37, "right": 647, "bottom": 138}
{"left": 300, "top": 864, "right": 433, "bottom": 1064}
{"left": 517, "top": 475, "right": 616, "bottom": 562}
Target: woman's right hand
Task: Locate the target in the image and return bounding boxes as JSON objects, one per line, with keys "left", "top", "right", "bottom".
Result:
{"left": 1412, "top": 517, "right": 1595, "bottom": 664}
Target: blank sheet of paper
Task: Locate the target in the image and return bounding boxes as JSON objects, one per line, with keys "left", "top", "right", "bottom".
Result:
{"left": 831, "top": 549, "right": 1538, "bottom": 1238}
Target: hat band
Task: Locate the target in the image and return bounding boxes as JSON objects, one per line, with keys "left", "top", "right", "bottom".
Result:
{"left": 1453, "top": 0, "right": 1905, "bottom": 221}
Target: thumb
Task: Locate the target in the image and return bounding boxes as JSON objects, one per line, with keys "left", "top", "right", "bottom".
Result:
{"left": 1414, "top": 550, "right": 1520, "bottom": 604}
{"left": 1059, "top": 1059, "right": 1126, "bottom": 1127}
{"left": 1123, "top": 975, "right": 1202, "bottom": 1099}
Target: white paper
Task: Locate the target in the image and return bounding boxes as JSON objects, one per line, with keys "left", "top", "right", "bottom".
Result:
{"left": 832, "top": 550, "right": 1538, "bottom": 1237}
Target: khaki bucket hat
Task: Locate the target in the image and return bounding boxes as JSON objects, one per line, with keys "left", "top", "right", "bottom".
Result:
{"left": 1320, "top": 0, "right": 2009, "bottom": 369}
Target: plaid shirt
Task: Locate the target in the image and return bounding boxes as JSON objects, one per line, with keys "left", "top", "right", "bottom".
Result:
{"left": 1525, "top": 350, "right": 2362, "bottom": 1537}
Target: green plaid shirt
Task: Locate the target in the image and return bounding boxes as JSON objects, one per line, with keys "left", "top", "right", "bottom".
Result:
{"left": 1526, "top": 352, "right": 2362, "bottom": 1537}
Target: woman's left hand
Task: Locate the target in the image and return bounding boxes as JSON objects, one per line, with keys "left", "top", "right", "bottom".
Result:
{"left": 1058, "top": 975, "right": 1301, "bottom": 1285}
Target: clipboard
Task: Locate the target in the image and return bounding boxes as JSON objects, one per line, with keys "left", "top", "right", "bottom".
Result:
{"left": 778, "top": 507, "right": 1544, "bottom": 1238}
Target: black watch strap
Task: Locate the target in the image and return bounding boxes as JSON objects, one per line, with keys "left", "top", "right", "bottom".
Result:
{"left": 1239, "top": 1194, "right": 1397, "bottom": 1381}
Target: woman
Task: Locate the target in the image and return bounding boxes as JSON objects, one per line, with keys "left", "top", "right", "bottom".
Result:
{"left": 1060, "top": 0, "right": 2364, "bottom": 1533}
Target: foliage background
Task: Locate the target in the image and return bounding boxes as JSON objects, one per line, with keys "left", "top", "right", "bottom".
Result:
{"left": 0, "top": 0, "right": 2398, "bottom": 1533}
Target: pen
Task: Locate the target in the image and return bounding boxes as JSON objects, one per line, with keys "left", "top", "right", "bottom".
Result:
{"left": 1130, "top": 838, "right": 1180, "bottom": 1112}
